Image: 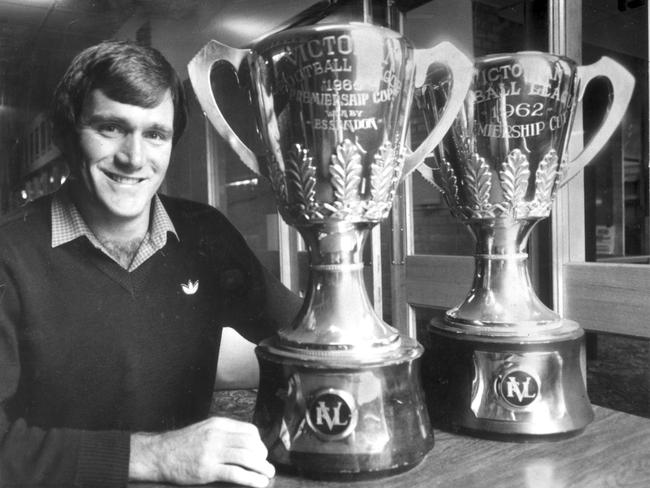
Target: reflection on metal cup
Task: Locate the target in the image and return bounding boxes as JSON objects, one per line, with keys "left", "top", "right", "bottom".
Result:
{"left": 189, "top": 22, "right": 472, "bottom": 476}
{"left": 252, "top": 25, "right": 413, "bottom": 226}
{"left": 415, "top": 51, "right": 634, "bottom": 438}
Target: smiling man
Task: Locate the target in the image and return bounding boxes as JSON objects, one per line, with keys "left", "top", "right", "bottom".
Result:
{"left": 74, "top": 87, "right": 175, "bottom": 269}
{"left": 0, "top": 40, "right": 297, "bottom": 488}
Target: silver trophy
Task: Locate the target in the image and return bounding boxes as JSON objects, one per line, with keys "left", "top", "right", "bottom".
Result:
{"left": 415, "top": 51, "right": 634, "bottom": 438}
{"left": 189, "top": 23, "right": 472, "bottom": 476}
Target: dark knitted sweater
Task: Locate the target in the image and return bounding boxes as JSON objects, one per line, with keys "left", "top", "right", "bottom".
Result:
{"left": 0, "top": 194, "right": 287, "bottom": 487}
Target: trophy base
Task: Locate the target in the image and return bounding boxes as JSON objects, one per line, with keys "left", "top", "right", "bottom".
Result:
{"left": 253, "top": 336, "right": 434, "bottom": 479}
{"left": 424, "top": 318, "right": 594, "bottom": 439}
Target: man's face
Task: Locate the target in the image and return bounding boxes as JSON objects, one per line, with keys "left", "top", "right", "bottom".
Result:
{"left": 75, "top": 88, "right": 174, "bottom": 223}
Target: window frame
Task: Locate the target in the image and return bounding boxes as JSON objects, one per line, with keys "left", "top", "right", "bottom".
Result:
{"left": 552, "top": 0, "right": 650, "bottom": 338}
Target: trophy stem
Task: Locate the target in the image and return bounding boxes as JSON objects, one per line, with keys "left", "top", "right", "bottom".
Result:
{"left": 276, "top": 222, "right": 399, "bottom": 354}
{"left": 445, "top": 218, "right": 561, "bottom": 333}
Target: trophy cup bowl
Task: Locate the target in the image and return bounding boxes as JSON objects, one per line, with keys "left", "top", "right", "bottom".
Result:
{"left": 415, "top": 51, "right": 634, "bottom": 438}
{"left": 189, "top": 23, "right": 472, "bottom": 476}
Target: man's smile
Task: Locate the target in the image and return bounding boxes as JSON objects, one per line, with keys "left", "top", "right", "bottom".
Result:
{"left": 102, "top": 169, "right": 146, "bottom": 185}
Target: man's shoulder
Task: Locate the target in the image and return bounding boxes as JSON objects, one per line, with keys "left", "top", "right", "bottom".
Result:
{"left": 158, "top": 194, "right": 239, "bottom": 238}
{"left": 0, "top": 196, "right": 50, "bottom": 234}
{"left": 159, "top": 194, "right": 229, "bottom": 225}
{"left": 0, "top": 197, "right": 51, "bottom": 261}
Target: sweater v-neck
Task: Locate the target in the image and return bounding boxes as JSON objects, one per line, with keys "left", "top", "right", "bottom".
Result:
{"left": 81, "top": 239, "right": 161, "bottom": 297}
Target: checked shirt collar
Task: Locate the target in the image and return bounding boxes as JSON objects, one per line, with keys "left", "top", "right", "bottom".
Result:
{"left": 51, "top": 186, "right": 178, "bottom": 271}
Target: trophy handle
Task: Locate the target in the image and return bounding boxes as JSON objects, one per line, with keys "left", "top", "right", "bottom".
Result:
{"left": 402, "top": 41, "right": 473, "bottom": 179}
{"left": 188, "top": 40, "right": 261, "bottom": 176}
{"left": 561, "top": 56, "right": 635, "bottom": 185}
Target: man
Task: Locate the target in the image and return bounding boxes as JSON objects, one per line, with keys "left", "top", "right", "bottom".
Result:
{"left": 0, "top": 40, "right": 297, "bottom": 487}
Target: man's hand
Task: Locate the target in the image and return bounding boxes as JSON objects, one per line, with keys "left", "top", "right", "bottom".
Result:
{"left": 129, "top": 416, "right": 275, "bottom": 487}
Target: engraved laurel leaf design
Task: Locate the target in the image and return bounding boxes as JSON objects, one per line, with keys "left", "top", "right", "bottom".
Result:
{"left": 451, "top": 121, "right": 473, "bottom": 163}
{"left": 463, "top": 153, "right": 492, "bottom": 211}
{"left": 433, "top": 157, "right": 460, "bottom": 210}
{"left": 268, "top": 161, "right": 288, "bottom": 205}
{"left": 330, "top": 139, "right": 364, "bottom": 204}
{"left": 499, "top": 149, "right": 530, "bottom": 210}
{"left": 285, "top": 144, "right": 316, "bottom": 209}
{"left": 533, "top": 149, "right": 559, "bottom": 207}
{"left": 370, "top": 141, "right": 398, "bottom": 203}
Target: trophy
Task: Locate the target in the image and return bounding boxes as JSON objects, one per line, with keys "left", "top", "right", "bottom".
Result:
{"left": 415, "top": 52, "right": 634, "bottom": 438}
{"left": 189, "top": 23, "right": 472, "bottom": 476}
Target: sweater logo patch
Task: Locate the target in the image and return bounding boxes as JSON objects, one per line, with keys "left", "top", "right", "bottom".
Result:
{"left": 181, "top": 279, "right": 199, "bottom": 295}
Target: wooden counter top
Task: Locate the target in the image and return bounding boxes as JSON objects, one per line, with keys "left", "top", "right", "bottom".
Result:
{"left": 135, "top": 401, "right": 650, "bottom": 488}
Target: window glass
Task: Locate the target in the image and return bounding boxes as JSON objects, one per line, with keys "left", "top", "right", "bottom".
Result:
{"left": 582, "top": 0, "right": 649, "bottom": 263}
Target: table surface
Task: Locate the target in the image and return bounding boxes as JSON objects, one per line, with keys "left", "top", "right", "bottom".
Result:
{"left": 134, "top": 404, "right": 650, "bottom": 488}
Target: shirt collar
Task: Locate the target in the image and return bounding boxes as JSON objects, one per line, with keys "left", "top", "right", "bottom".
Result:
{"left": 51, "top": 187, "right": 178, "bottom": 268}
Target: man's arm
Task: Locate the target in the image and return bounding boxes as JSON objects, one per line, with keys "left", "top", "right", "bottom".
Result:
{"left": 231, "top": 263, "right": 303, "bottom": 345}
{"left": 129, "top": 417, "right": 274, "bottom": 487}
{"left": 0, "top": 414, "right": 131, "bottom": 486}
{"left": 261, "top": 265, "right": 303, "bottom": 335}
{"left": 0, "top": 274, "right": 132, "bottom": 486}
{"left": 1, "top": 313, "right": 274, "bottom": 488}
{"left": 1, "top": 413, "right": 275, "bottom": 488}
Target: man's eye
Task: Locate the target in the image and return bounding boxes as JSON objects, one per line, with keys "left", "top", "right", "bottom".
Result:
{"left": 145, "top": 131, "right": 171, "bottom": 142}
{"left": 98, "top": 124, "right": 123, "bottom": 136}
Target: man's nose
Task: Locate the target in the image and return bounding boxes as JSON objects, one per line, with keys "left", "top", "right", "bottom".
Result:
{"left": 117, "top": 133, "right": 144, "bottom": 167}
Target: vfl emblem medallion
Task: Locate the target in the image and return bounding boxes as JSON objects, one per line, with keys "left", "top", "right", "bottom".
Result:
{"left": 305, "top": 389, "right": 357, "bottom": 441}
{"left": 497, "top": 370, "right": 540, "bottom": 408}
{"left": 181, "top": 279, "right": 199, "bottom": 295}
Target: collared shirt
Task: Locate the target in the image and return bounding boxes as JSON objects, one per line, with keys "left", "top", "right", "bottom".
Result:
{"left": 51, "top": 188, "right": 178, "bottom": 272}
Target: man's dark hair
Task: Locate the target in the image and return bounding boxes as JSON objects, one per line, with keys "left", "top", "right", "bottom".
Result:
{"left": 52, "top": 40, "right": 187, "bottom": 154}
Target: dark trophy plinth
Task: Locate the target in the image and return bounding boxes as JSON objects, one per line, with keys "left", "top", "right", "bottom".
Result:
{"left": 426, "top": 317, "right": 592, "bottom": 440}
{"left": 415, "top": 51, "right": 634, "bottom": 439}
{"left": 255, "top": 337, "right": 430, "bottom": 478}
{"left": 189, "top": 23, "right": 472, "bottom": 476}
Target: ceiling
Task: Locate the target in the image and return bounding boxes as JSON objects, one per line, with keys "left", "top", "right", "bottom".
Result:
{"left": 1, "top": 1, "right": 121, "bottom": 115}
{"left": 0, "top": 0, "right": 203, "bottom": 121}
